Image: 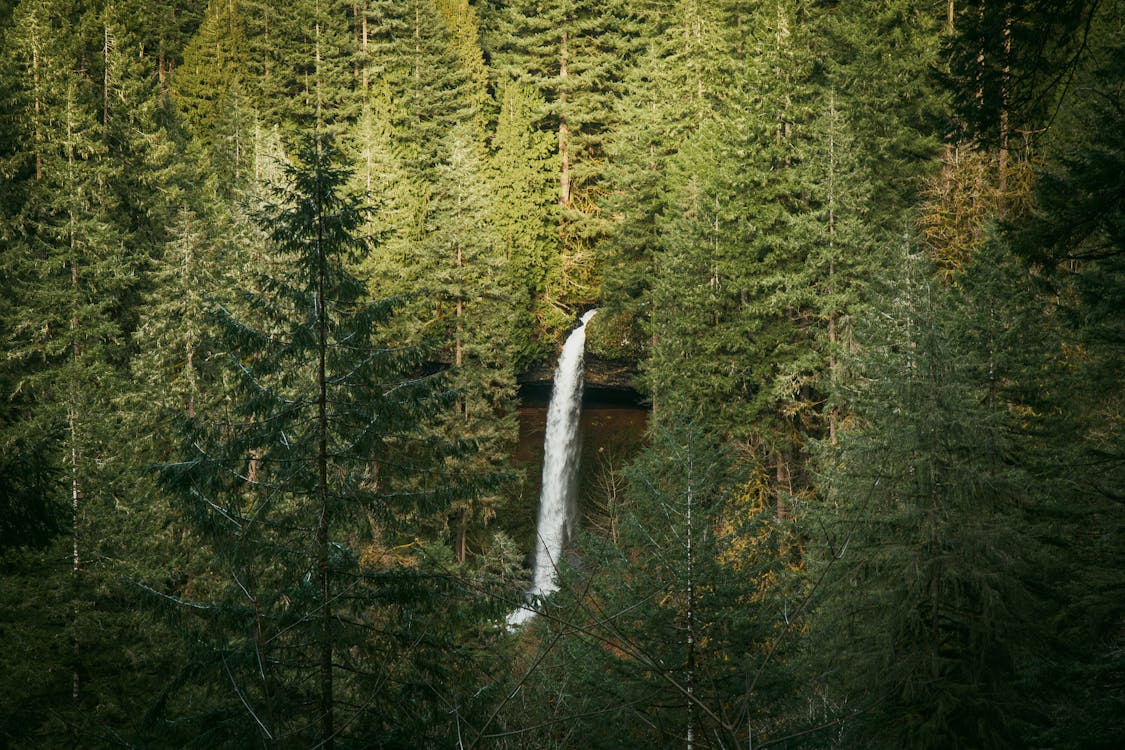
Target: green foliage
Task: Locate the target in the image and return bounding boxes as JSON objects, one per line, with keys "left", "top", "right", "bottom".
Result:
{"left": 484, "top": 424, "right": 799, "bottom": 749}
{"left": 491, "top": 0, "right": 646, "bottom": 303}
{"left": 806, "top": 247, "right": 1057, "bottom": 748}
{"left": 815, "top": 0, "right": 946, "bottom": 224}
{"left": 0, "top": 0, "right": 1120, "bottom": 746}
{"left": 0, "top": 431, "right": 62, "bottom": 551}
{"left": 149, "top": 136, "right": 470, "bottom": 745}
{"left": 360, "top": 0, "right": 475, "bottom": 175}
{"left": 489, "top": 80, "right": 564, "bottom": 364}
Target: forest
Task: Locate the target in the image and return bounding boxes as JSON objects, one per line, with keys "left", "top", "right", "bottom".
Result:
{"left": 0, "top": 0, "right": 1121, "bottom": 747}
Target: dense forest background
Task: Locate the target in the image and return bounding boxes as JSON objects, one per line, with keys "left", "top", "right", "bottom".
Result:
{"left": 0, "top": 0, "right": 1121, "bottom": 747}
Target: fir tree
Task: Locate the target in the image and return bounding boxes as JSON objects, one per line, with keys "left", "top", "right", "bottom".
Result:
{"left": 484, "top": 424, "right": 797, "bottom": 749}
{"left": 0, "top": 1, "right": 152, "bottom": 741}
{"left": 151, "top": 134, "right": 491, "bottom": 747}
{"left": 806, "top": 247, "right": 1051, "bottom": 749}
{"left": 359, "top": 0, "right": 475, "bottom": 175}
{"left": 490, "top": 0, "right": 645, "bottom": 302}
{"left": 489, "top": 80, "right": 563, "bottom": 364}
{"left": 419, "top": 123, "right": 518, "bottom": 563}
{"left": 599, "top": 0, "right": 730, "bottom": 359}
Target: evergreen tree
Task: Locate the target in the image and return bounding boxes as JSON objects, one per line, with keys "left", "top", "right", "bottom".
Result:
{"left": 790, "top": 88, "right": 880, "bottom": 443}
{"left": 174, "top": 0, "right": 249, "bottom": 141}
{"left": 598, "top": 0, "right": 730, "bottom": 358}
{"left": 490, "top": 0, "right": 644, "bottom": 303}
{"left": 1002, "top": 8, "right": 1125, "bottom": 743}
{"left": 435, "top": 0, "right": 491, "bottom": 131}
{"left": 485, "top": 424, "right": 798, "bottom": 749}
{"left": 0, "top": 2, "right": 158, "bottom": 742}
{"left": 344, "top": 96, "right": 420, "bottom": 298}
{"left": 815, "top": 0, "right": 946, "bottom": 227}
{"left": 489, "top": 80, "right": 564, "bottom": 364}
{"left": 150, "top": 135, "right": 486, "bottom": 747}
{"left": 113, "top": 0, "right": 203, "bottom": 87}
{"left": 359, "top": 0, "right": 475, "bottom": 175}
{"left": 806, "top": 246, "right": 1051, "bottom": 749}
{"left": 417, "top": 124, "right": 518, "bottom": 563}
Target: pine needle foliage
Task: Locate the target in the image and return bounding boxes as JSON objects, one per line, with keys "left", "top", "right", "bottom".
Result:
{"left": 151, "top": 135, "right": 467, "bottom": 748}
{"left": 806, "top": 246, "right": 1051, "bottom": 749}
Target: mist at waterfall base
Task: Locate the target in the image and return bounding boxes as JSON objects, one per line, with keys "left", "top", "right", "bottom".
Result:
{"left": 507, "top": 310, "right": 597, "bottom": 627}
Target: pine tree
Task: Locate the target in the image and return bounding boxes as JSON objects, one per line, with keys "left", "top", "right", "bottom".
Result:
{"left": 806, "top": 246, "right": 1051, "bottom": 749}
{"left": 418, "top": 123, "right": 518, "bottom": 563}
{"left": 598, "top": 0, "right": 730, "bottom": 359}
{"left": 790, "top": 88, "right": 880, "bottom": 443}
{"left": 489, "top": 80, "right": 563, "bottom": 364}
{"left": 435, "top": 0, "right": 491, "bottom": 132}
{"left": 151, "top": 135, "right": 483, "bottom": 746}
{"left": 359, "top": 0, "right": 475, "bottom": 175}
{"left": 815, "top": 0, "right": 946, "bottom": 227}
{"left": 173, "top": 0, "right": 249, "bottom": 141}
{"left": 1001, "top": 9, "right": 1125, "bottom": 743}
{"left": 0, "top": 1, "right": 156, "bottom": 741}
{"left": 490, "top": 0, "right": 645, "bottom": 303}
{"left": 484, "top": 424, "right": 798, "bottom": 749}
{"left": 344, "top": 97, "right": 420, "bottom": 298}
{"left": 112, "top": 0, "right": 203, "bottom": 88}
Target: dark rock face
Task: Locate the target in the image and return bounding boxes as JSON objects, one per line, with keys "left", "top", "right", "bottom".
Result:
{"left": 518, "top": 355, "right": 646, "bottom": 407}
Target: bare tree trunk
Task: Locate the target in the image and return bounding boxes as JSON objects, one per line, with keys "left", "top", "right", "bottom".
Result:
{"left": 103, "top": 23, "right": 110, "bottom": 126}
{"left": 455, "top": 237, "right": 467, "bottom": 564}
{"left": 314, "top": 141, "right": 335, "bottom": 750}
{"left": 33, "top": 37, "right": 43, "bottom": 180}
{"left": 775, "top": 455, "right": 788, "bottom": 520}
{"left": 827, "top": 92, "right": 839, "bottom": 444}
{"left": 66, "top": 103, "right": 83, "bottom": 710}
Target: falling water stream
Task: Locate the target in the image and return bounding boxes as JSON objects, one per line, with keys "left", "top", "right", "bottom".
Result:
{"left": 508, "top": 310, "right": 597, "bottom": 627}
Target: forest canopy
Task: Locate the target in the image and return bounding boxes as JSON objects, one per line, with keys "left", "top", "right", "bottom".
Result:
{"left": 0, "top": 1, "right": 1121, "bottom": 748}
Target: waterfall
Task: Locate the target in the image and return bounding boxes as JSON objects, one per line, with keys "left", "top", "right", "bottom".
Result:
{"left": 508, "top": 309, "right": 597, "bottom": 627}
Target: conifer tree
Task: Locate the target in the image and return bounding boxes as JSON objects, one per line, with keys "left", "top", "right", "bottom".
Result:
{"left": 806, "top": 246, "right": 1050, "bottom": 749}
{"left": 815, "top": 0, "right": 946, "bottom": 226}
{"left": 151, "top": 135, "right": 485, "bottom": 747}
{"left": 491, "top": 0, "right": 644, "bottom": 302}
{"left": 344, "top": 96, "right": 420, "bottom": 298}
{"left": 174, "top": 0, "right": 248, "bottom": 141}
{"left": 418, "top": 123, "right": 518, "bottom": 563}
{"left": 489, "top": 80, "right": 563, "bottom": 364}
{"left": 359, "top": 0, "right": 474, "bottom": 175}
{"left": 486, "top": 424, "right": 797, "bottom": 749}
{"left": 599, "top": 0, "right": 729, "bottom": 354}
{"left": 112, "top": 0, "right": 203, "bottom": 87}
{"left": 0, "top": 1, "right": 154, "bottom": 740}
{"left": 1002, "top": 10, "right": 1125, "bottom": 742}
{"left": 791, "top": 89, "right": 879, "bottom": 443}
{"left": 435, "top": 0, "right": 491, "bottom": 131}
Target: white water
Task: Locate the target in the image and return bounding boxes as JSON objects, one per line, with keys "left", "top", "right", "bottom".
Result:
{"left": 508, "top": 309, "right": 597, "bottom": 627}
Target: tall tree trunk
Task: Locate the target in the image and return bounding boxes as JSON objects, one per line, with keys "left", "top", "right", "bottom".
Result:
{"left": 314, "top": 145, "right": 334, "bottom": 750}
{"left": 185, "top": 234, "right": 197, "bottom": 418}
{"left": 32, "top": 37, "right": 43, "bottom": 180}
{"left": 66, "top": 99, "right": 82, "bottom": 709}
{"left": 455, "top": 238, "right": 466, "bottom": 564}
{"left": 827, "top": 92, "right": 839, "bottom": 444}
{"left": 997, "top": 12, "right": 1011, "bottom": 215}
{"left": 685, "top": 460, "right": 696, "bottom": 750}
{"left": 103, "top": 23, "right": 110, "bottom": 126}
{"left": 559, "top": 29, "right": 570, "bottom": 208}
{"left": 775, "top": 454, "right": 788, "bottom": 520}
